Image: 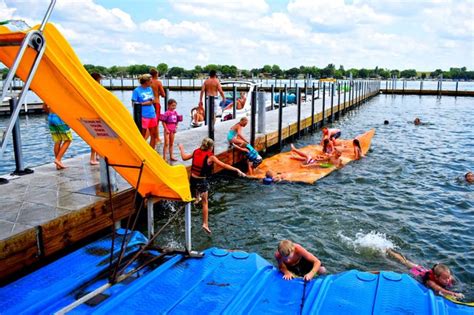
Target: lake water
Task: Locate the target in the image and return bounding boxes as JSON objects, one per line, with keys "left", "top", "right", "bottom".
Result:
{"left": 154, "top": 94, "right": 473, "bottom": 299}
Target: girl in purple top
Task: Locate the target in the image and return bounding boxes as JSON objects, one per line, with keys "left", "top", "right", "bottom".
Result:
{"left": 161, "top": 99, "right": 182, "bottom": 161}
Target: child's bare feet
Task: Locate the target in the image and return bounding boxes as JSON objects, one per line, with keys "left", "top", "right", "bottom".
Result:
{"left": 290, "top": 143, "right": 296, "bottom": 150}
{"left": 90, "top": 160, "right": 99, "bottom": 165}
{"left": 54, "top": 159, "right": 66, "bottom": 170}
{"left": 202, "top": 224, "right": 211, "bottom": 234}
{"left": 170, "top": 156, "right": 178, "bottom": 161}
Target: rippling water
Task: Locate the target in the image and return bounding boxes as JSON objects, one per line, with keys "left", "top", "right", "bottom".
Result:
{"left": 156, "top": 95, "right": 473, "bottom": 299}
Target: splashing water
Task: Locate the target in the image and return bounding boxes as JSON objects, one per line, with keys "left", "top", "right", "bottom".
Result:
{"left": 338, "top": 231, "right": 395, "bottom": 254}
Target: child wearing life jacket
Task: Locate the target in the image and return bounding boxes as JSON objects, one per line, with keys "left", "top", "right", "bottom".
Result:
{"left": 232, "top": 143, "right": 262, "bottom": 175}
{"left": 178, "top": 138, "right": 245, "bottom": 234}
{"left": 386, "top": 248, "right": 465, "bottom": 300}
{"left": 161, "top": 99, "right": 183, "bottom": 161}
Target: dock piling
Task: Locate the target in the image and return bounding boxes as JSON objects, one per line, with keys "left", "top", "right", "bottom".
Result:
{"left": 250, "top": 90, "right": 256, "bottom": 146}
{"left": 296, "top": 84, "right": 301, "bottom": 138}
{"left": 278, "top": 89, "right": 283, "bottom": 150}
{"left": 311, "top": 83, "right": 315, "bottom": 133}
{"left": 321, "top": 83, "right": 326, "bottom": 127}
{"left": 208, "top": 96, "right": 215, "bottom": 140}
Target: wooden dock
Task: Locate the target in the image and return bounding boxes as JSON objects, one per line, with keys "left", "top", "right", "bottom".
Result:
{"left": 0, "top": 84, "right": 378, "bottom": 281}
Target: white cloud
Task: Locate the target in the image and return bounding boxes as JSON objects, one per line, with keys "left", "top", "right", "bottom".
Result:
{"left": 139, "top": 19, "right": 211, "bottom": 40}
{"left": 54, "top": 0, "right": 136, "bottom": 32}
{"left": 421, "top": 1, "right": 474, "bottom": 40}
{"left": 171, "top": 0, "right": 269, "bottom": 20}
{"left": 0, "top": 1, "right": 16, "bottom": 20}
{"left": 246, "top": 12, "right": 307, "bottom": 38}
{"left": 288, "top": 0, "right": 393, "bottom": 31}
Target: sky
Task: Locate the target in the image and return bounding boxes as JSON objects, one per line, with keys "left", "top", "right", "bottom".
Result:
{"left": 1, "top": 0, "right": 473, "bottom": 71}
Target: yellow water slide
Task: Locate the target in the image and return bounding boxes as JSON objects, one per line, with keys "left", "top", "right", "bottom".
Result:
{"left": 0, "top": 23, "right": 191, "bottom": 201}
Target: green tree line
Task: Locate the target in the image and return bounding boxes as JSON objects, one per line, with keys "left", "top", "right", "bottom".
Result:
{"left": 2, "top": 63, "right": 473, "bottom": 80}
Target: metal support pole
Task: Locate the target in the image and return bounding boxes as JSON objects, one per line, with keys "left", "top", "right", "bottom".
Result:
{"left": 284, "top": 84, "right": 288, "bottom": 108}
{"left": 147, "top": 198, "right": 155, "bottom": 239}
{"left": 311, "top": 83, "right": 315, "bottom": 133}
{"left": 270, "top": 85, "right": 274, "bottom": 110}
{"left": 9, "top": 98, "right": 33, "bottom": 176}
{"left": 39, "top": 0, "right": 57, "bottom": 32}
{"left": 343, "top": 82, "right": 347, "bottom": 114}
{"left": 208, "top": 96, "right": 215, "bottom": 140}
{"left": 296, "top": 84, "right": 301, "bottom": 138}
{"left": 330, "top": 83, "right": 334, "bottom": 122}
{"left": 317, "top": 81, "right": 320, "bottom": 99}
{"left": 257, "top": 91, "right": 266, "bottom": 134}
{"left": 337, "top": 82, "right": 341, "bottom": 119}
{"left": 455, "top": 80, "right": 459, "bottom": 96}
{"left": 321, "top": 83, "right": 326, "bottom": 128}
{"left": 278, "top": 90, "right": 283, "bottom": 150}
{"left": 204, "top": 92, "right": 208, "bottom": 125}
{"left": 185, "top": 202, "right": 192, "bottom": 253}
{"left": 232, "top": 85, "right": 237, "bottom": 119}
{"left": 164, "top": 88, "right": 169, "bottom": 111}
{"left": 133, "top": 103, "right": 142, "bottom": 133}
{"left": 420, "top": 80, "right": 423, "bottom": 93}
{"left": 250, "top": 90, "right": 256, "bottom": 147}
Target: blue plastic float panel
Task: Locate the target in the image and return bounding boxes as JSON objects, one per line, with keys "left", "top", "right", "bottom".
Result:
{"left": 0, "top": 235, "right": 472, "bottom": 314}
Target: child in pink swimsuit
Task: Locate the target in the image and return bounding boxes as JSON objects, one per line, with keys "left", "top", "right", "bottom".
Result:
{"left": 161, "top": 99, "right": 182, "bottom": 161}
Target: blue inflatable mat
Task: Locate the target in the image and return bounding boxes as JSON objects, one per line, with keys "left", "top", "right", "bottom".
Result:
{"left": 1, "top": 242, "right": 471, "bottom": 314}
{"left": 0, "top": 230, "right": 147, "bottom": 315}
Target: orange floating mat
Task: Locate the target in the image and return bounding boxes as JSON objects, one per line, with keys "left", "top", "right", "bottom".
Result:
{"left": 252, "top": 129, "right": 375, "bottom": 184}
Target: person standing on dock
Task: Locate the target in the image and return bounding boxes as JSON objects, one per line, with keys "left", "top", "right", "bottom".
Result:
{"left": 178, "top": 138, "right": 246, "bottom": 234}
{"left": 199, "top": 70, "right": 226, "bottom": 121}
{"left": 42, "top": 104, "right": 72, "bottom": 170}
{"left": 150, "top": 68, "right": 166, "bottom": 143}
{"left": 132, "top": 74, "right": 158, "bottom": 149}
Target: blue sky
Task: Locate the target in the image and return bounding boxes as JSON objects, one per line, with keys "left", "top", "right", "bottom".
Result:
{"left": 1, "top": 0, "right": 473, "bottom": 71}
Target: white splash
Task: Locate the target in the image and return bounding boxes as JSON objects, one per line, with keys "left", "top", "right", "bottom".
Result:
{"left": 338, "top": 230, "right": 395, "bottom": 254}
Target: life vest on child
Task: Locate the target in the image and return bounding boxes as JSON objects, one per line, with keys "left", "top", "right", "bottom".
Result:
{"left": 160, "top": 112, "right": 183, "bottom": 123}
{"left": 246, "top": 144, "right": 261, "bottom": 162}
{"left": 191, "top": 149, "right": 213, "bottom": 177}
{"left": 420, "top": 266, "right": 453, "bottom": 288}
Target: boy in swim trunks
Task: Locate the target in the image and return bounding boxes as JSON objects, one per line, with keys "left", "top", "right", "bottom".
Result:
{"left": 275, "top": 240, "right": 327, "bottom": 281}
{"left": 321, "top": 127, "right": 341, "bottom": 146}
{"left": 386, "top": 248, "right": 465, "bottom": 300}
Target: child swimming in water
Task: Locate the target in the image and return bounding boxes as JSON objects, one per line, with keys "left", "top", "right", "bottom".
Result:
{"left": 465, "top": 171, "right": 473, "bottom": 184}
{"left": 386, "top": 248, "right": 465, "bottom": 300}
{"left": 263, "top": 170, "right": 285, "bottom": 184}
{"left": 353, "top": 139, "right": 364, "bottom": 160}
{"left": 275, "top": 240, "right": 327, "bottom": 281}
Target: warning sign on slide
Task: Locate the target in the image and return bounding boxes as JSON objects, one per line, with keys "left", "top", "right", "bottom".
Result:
{"left": 81, "top": 118, "right": 118, "bottom": 139}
